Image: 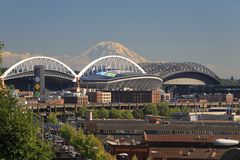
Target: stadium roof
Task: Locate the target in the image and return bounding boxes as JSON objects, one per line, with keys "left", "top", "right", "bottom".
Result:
{"left": 139, "top": 62, "right": 221, "bottom": 85}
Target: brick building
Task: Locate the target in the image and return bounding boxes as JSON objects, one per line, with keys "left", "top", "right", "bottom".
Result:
{"left": 111, "top": 90, "right": 160, "bottom": 103}
{"left": 87, "top": 91, "right": 111, "bottom": 103}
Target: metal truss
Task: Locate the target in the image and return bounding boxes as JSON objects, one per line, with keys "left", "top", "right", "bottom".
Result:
{"left": 139, "top": 62, "right": 221, "bottom": 82}
{"left": 77, "top": 55, "right": 146, "bottom": 78}
{"left": 2, "top": 56, "right": 77, "bottom": 81}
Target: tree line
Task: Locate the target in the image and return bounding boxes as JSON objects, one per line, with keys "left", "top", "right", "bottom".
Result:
{"left": 75, "top": 102, "right": 190, "bottom": 120}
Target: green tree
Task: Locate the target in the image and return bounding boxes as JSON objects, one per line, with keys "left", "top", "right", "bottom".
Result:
{"left": 81, "top": 133, "right": 116, "bottom": 160}
{"left": 46, "top": 113, "right": 59, "bottom": 124}
{"left": 84, "top": 134, "right": 102, "bottom": 159}
{"left": 221, "top": 78, "right": 239, "bottom": 86}
{"left": 0, "top": 41, "right": 3, "bottom": 50}
{"left": 0, "top": 67, "right": 7, "bottom": 75}
{"left": 76, "top": 107, "right": 87, "bottom": 118}
{"left": 93, "top": 109, "right": 109, "bottom": 119}
{"left": 7, "top": 84, "right": 15, "bottom": 95}
{"left": 93, "top": 109, "right": 100, "bottom": 119}
{"left": 131, "top": 155, "right": 138, "bottom": 160}
{"left": 99, "top": 108, "right": 109, "bottom": 119}
{"left": 71, "top": 129, "right": 87, "bottom": 156}
{"left": 181, "top": 106, "right": 190, "bottom": 113}
{"left": 0, "top": 90, "right": 53, "bottom": 160}
{"left": 60, "top": 124, "right": 116, "bottom": 160}
{"left": 143, "top": 104, "right": 158, "bottom": 116}
{"left": 122, "top": 110, "right": 133, "bottom": 119}
{"left": 132, "top": 109, "right": 144, "bottom": 119}
{"left": 0, "top": 41, "right": 4, "bottom": 66}
{"left": 168, "top": 107, "right": 181, "bottom": 116}
{"left": 157, "top": 102, "right": 170, "bottom": 116}
{"left": 147, "top": 156, "right": 152, "bottom": 160}
{"left": 59, "top": 123, "right": 76, "bottom": 144}
{"left": 109, "top": 109, "right": 123, "bottom": 119}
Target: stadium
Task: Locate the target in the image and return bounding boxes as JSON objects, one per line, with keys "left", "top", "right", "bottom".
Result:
{"left": 76, "top": 55, "right": 162, "bottom": 91}
{"left": 139, "top": 62, "right": 221, "bottom": 86}
{"left": 1, "top": 55, "right": 163, "bottom": 91}
{"left": 139, "top": 62, "right": 222, "bottom": 95}
{"left": 1, "top": 56, "right": 76, "bottom": 91}
{"left": 1, "top": 55, "right": 223, "bottom": 95}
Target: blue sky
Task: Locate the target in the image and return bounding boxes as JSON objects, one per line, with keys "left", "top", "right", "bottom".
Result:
{"left": 1, "top": 0, "right": 240, "bottom": 78}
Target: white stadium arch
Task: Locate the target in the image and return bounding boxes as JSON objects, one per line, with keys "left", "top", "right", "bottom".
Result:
{"left": 1, "top": 56, "right": 77, "bottom": 81}
{"left": 76, "top": 55, "right": 146, "bottom": 79}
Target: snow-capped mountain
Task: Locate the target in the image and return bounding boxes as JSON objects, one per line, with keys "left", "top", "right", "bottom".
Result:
{"left": 60, "top": 41, "right": 148, "bottom": 70}
{"left": 82, "top": 41, "right": 147, "bottom": 63}
{"left": 2, "top": 41, "right": 148, "bottom": 71}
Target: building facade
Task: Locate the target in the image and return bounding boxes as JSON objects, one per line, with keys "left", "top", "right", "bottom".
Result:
{"left": 87, "top": 91, "right": 111, "bottom": 104}
{"left": 111, "top": 90, "right": 160, "bottom": 103}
